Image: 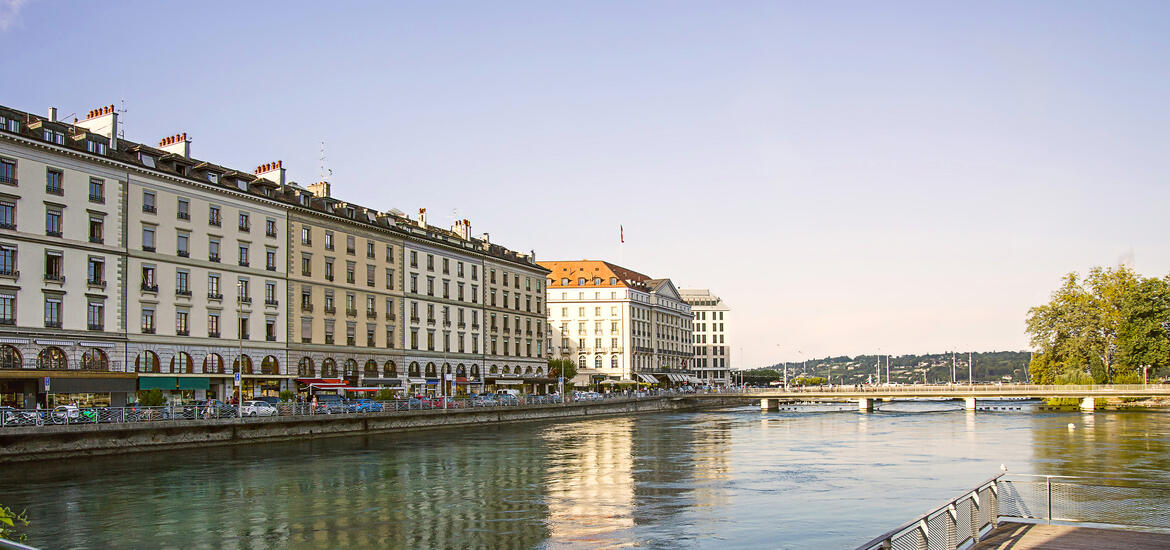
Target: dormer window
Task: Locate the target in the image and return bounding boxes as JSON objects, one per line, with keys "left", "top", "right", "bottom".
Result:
{"left": 237, "top": 178, "right": 248, "bottom": 191}
{"left": 85, "top": 139, "right": 107, "bottom": 155}
{"left": 207, "top": 172, "right": 219, "bottom": 184}
{"left": 175, "top": 164, "right": 187, "bottom": 177}
{"left": 140, "top": 154, "right": 156, "bottom": 168}
{"left": 0, "top": 116, "right": 16, "bottom": 132}
{"left": 42, "top": 129, "right": 64, "bottom": 145}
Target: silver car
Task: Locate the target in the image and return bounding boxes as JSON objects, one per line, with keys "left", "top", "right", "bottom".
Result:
{"left": 239, "top": 400, "right": 278, "bottom": 417}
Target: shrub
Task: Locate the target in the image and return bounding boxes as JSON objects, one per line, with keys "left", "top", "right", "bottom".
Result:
{"left": 279, "top": 390, "right": 296, "bottom": 402}
{"left": 136, "top": 389, "right": 166, "bottom": 407}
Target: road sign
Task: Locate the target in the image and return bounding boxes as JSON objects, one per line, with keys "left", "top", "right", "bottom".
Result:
{"left": 558, "top": 376, "right": 563, "bottom": 383}
{"left": 233, "top": 372, "right": 241, "bottom": 385}
{"left": 44, "top": 377, "right": 50, "bottom": 392}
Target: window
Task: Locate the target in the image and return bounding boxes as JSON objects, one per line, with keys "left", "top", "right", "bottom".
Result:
{"left": 366, "top": 265, "right": 375, "bottom": 286}
{"left": 301, "top": 254, "right": 312, "bottom": 276}
{"left": 427, "top": 254, "right": 434, "bottom": 271}
{"left": 45, "top": 208, "right": 61, "bottom": 237}
{"left": 86, "top": 139, "right": 107, "bottom": 155}
{"left": 176, "top": 271, "right": 190, "bottom": 295}
{"left": 142, "top": 225, "right": 155, "bottom": 251}
{"left": 0, "top": 293, "right": 13, "bottom": 325}
{"left": 472, "top": 265, "right": 478, "bottom": 280}
{"left": 366, "top": 241, "right": 374, "bottom": 259}
{"left": 87, "top": 257, "right": 104, "bottom": 285}
{"left": 45, "top": 169, "right": 63, "bottom": 194}
{"left": 266, "top": 249, "right": 276, "bottom": 271}
{"left": 266, "top": 318, "right": 277, "bottom": 341}
{"left": 265, "top": 218, "right": 277, "bottom": 238}
{"left": 410, "top": 251, "right": 417, "bottom": 268}
{"left": 209, "top": 205, "right": 221, "bottom": 226}
{"left": 0, "top": 200, "right": 14, "bottom": 229}
{"left": 209, "top": 239, "right": 220, "bottom": 262}
{"left": 346, "top": 262, "right": 355, "bottom": 284}
{"left": 176, "top": 311, "right": 189, "bottom": 335}
{"left": 87, "top": 301, "right": 104, "bottom": 330}
{"left": 238, "top": 315, "right": 249, "bottom": 339}
{"left": 0, "top": 158, "right": 14, "bottom": 184}
{"left": 44, "top": 251, "right": 63, "bottom": 281}
{"left": 140, "top": 153, "right": 155, "bottom": 168}
{"left": 208, "top": 313, "right": 220, "bottom": 337}
{"left": 141, "top": 308, "right": 155, "bottom": 333}
{"left": 208, "top": 274, "right": 221, "bottom": 298}
{"left": 410, "top": 274, "right": 417, "bottom": 293}
{"left": 83, "top": 177, "right": 101, "bottom": 203}
{"left": 88, "top": 216, "right": 103, "bottom": 244}
{"left": 324, "top": 258, "right": 333, "bottom": 280}
{"left": 177, "top": 233, "right": 189, "bottom": 257}
{"left": 237, "top": 279, "right": 250, "bottom": 302}
{"left": 324, "top": 231, "right": 334, "bottom": 250}
{"left": 385, "top": 245, "right": 393, "bottom": 262}
{"left": 239, "top": 212, "right": 250, "bottom": 231}
{"left": 177, "top": 199, "right": 190, "bottom": 220}
{"left": 265, "top": 281, "right": 277, "bottom": 305}
{"left": 346, "top": 235, "right": 355, "bottom": 254}
{"left": 238, "top": 243, "right": 249, "bottom": 266}
{"left": 385, "top": 268, "right": 394, "bottom": 289}
{"left": 301, "top": 226, "right": 312, "bottom": 245}
{"left": 442, "top": 258, "right": 449, "bottom": 274}
{"left": 142, "top": 191, "right": 156, "bottom": 213}
{"left": 42, "top": 128, "right": 64, "bottom": 145}
{"left": 44, "top": 297, "right": 62, "bottom": 328}
{"left": 141, "top": 265, "right": 156, "bottom": 290}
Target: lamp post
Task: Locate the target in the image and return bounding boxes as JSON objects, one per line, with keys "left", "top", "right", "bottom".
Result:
{"left": 237, "top": 281, "right": 244, "bottom": 419}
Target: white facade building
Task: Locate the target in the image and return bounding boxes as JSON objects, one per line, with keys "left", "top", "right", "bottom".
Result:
{"left": 679, "top": 288, "right": 731, "bottom": 386}
{"left": 541, "top": 260, "right": 696, "bottom": 387}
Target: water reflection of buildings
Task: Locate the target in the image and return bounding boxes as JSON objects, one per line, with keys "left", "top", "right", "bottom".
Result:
{"left": 543, "top": 417, "right": 637, "bottom": 544}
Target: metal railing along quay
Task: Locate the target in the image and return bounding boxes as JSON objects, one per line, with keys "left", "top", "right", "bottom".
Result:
{"left": 0, "top": 388, "right": 717, "bottom": 429}
{"left": 724, "top": 383, "right": 1170, "bottom": 395}
{"left": 856, "top": 472, "right": 1170, "bottom": 550}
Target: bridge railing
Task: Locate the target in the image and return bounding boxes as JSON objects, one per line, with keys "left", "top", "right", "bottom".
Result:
{"left": 856, "top": 472, "right": 1170, "bottom": 550}
{"left": 731, "top": 383, "right": 1163, "bottom": 395}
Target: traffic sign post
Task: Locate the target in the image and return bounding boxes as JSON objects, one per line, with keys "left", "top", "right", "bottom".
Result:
{"left": 234, "top": 372, "right": 242, "bottom": 418}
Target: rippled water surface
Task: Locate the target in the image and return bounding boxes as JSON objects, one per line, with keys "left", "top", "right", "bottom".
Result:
{"left": 2, "top": 402, "right": 1169, "bottom": 549}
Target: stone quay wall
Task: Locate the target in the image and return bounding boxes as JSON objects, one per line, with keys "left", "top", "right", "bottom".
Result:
{"left": 0, "top": 396, "right": 747, "bottom": 463}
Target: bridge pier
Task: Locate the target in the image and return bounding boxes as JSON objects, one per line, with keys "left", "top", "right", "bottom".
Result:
{"left": 858, "top": 398, "right": 874, "bottom": 412}
{"left": 965, "top": 397, "right": 977, "bottom": 411}
{"left": 1080, "top": 397, "right": 1096, "bottom": 412}
{"left": 760, "top": 398, "right": 779, "bottom": 411}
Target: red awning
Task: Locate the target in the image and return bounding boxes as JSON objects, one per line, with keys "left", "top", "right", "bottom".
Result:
{"left": 296, "top": 378, "right": 345, "bottom": 385}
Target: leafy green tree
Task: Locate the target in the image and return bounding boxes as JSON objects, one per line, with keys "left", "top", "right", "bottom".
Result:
{"left": 1026, "top": 266, "right": 1141, "bottom": 383}
{"left": 278, "top": 390, "right": 296, "bottom": 402}
{"left": 547, "top": 358, "right": 577, "bottom": 381}
{"left": 1116, "top": 276, "right": 1170, "bottom": 380}
{"left": 135, "top": 388, "right": 166, "bottom": 406}
{"left": 0, "top": 504, "right": 29, "bottom": 543}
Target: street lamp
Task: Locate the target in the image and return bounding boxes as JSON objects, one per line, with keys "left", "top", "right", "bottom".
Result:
{"left": 236, "top": 280, "right": 244, "bottom": 419}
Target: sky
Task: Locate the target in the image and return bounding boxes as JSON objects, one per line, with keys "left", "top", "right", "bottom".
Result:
{"left": 3, "top": 1, "right": 1169, "bottom": 367}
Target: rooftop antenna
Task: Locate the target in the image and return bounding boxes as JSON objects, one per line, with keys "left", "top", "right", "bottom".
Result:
{"left": 116, "top": 98, "right": 128, "bottom": 139}
{"left": 319, "top": 141, "right": 332, "bottom": 182}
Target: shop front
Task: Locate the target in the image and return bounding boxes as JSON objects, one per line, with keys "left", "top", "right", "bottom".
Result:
{"left": 137, "top": 375, "right": 212, "bottom": 404}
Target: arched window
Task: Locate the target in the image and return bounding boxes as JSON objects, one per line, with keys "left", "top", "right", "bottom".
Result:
{"left": 171, "top": 352, "right": 193, "bottom": 374}
{"left": 0, "top": 345, "right": 20, "bottom": 369}
{"left": 425, "top": 362, "right": 436, "bottom": 377}
{"left": 408, "top": 361, "right": 420, "bottom": 377}
{"left": 37, "top": 347, "right": 68, "bottom": 370}
{"left": 489, "top": 364, "right": 498, "bottom": 374}
{"left": 578, "top": 356, "right": 586, "bottom": 370}
{"left": 344, "top": 358, "right": 357, "bottom": 378}
{"left": 443, "top": 363, "right": 451, "bottom": 374}
{"left": 525, "top": 366, "right": 533, "bottom": 375}
{"left": 470, "top": 364, "right": 479, "bottom": 377}
{"left": 456, "top": 363, "right": 466, "bottom": 376}
{"left": 536, "top": 366, "right": 543, "bottom": 376}
{"left": 261, "top": 355, "right": 279, "bottom": 375}
{"left": 502, "top": 365, "right": 511, "bottom": 374}
{"left": 384, "top": 360, "right": 397, "bottom": 377}
{"left": 611, "top": 355, "right": 619, "bottom": 370}
{"left": 234, "top": 355, "right": 253, "bottom": 374}
{"left": 364, "top": 360, "right": 378, "bottom": 377}
{"left": 322, "top": 358, "right": 337, "bottom": 377}
{"left": 594, "top": 355, "right": 603, "bottom": 369}
{"left": 298, "top": 357, "right": 315, "bottom": 377}
{"left": 133, "top": 350, "right": 159, "bottom": 373}
{"left": 204, "top": 353, "right": 224, "bottom": 374}
{"left": 81, "top": 349, "right": 108, "bottom": 371}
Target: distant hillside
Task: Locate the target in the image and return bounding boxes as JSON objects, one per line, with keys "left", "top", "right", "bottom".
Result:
{"left": 740, "top": 351, "right": 1031, "bottom": 385}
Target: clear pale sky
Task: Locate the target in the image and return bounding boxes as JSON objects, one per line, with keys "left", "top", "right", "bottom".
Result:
{"left": 4, "top": 1, "right": 1169, "bottom": 367}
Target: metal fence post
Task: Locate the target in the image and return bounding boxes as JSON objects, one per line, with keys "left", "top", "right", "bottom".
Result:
{"left": 916, "top": 519, "right": 928, "bottom": 550}
{"left": 989, "top": 483, "right": 999, "bottom": 529}
{"left": 1046, "top": 476, "right": 1052, "bottom": 524}
{"left": 970, "top": 491, "right": 980, "bottom": 543}
{"left": 946, "top": 503, "right": 958, "bottom": 550}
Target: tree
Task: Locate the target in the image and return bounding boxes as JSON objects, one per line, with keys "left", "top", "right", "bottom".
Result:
{"left": 1116, "top": 276, "right": 1170, "bottom": 380}
{"left": 135, "top": 388, "right": 166, "bottom": 406}
{"left": 0, "top": 504, "right": 29, "bottom": 543}
{"left": 1026, "top": 266, "right": 1140, "bottom": 383}
{"left": 547, "top": 359, "right": 577, "bottom": 384}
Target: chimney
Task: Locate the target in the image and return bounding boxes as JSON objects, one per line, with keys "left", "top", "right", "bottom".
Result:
{"left": 453, "top": 218, "right": 471, "bottom": 240}
{"left": 417, "top": 208, "right": 427, "bottom": 228}
{"left": 253, "top": 160, "right": 286, "bottom": 186}
{"left": 480, "top": 232, "right": 490, "bottom": 243}
{"left": 308, "top": 181, "right": 331, "bottom": 198}
{"left": 47, "top": 107, "right": 57, "bottom": 123}
{"left": 158, "top": 133, "right": 190, "bottom": 158}
{"left": 76, "top": 104, "right": 119, "bottom": 150}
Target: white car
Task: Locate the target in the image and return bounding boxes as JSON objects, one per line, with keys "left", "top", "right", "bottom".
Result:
{"left": 240, "top": 401, "right": 278, "bottom": 417}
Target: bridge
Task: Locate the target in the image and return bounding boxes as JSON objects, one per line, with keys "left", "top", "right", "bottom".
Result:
{"left": 692, "top": 384, "right": 1170, "bottom": 412}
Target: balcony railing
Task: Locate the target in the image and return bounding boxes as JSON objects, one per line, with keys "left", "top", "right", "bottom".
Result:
{"left": 238, "top": 260, "right": 249, "bottom": 267}
{"left": 209, "top": 217, "right": 221, "bottom": 226}
{"left": 366, "top": 311, "right": 377, "bottom": 319}
{"left": 87, "top": 323, "right": 103, "bottom": 331}
{"left": 142, "top": 204, "right": 156, "bottom": 214}
{"left": 141, "top": 283, "right": 158, "bottom": 293}
{"left": 176, "top": 289, "right": 192, "bottom": 298}
{"left": 46, "top": 230, "right": 61, "bottom": 238}
{"left": 265, "top": 299, "right": 279, "bottom": 307}
{"left": 208, "top": 331, "right": 220, "bottom": 338}
{"left": 410, "top": 316, "right": 420, "bottom": 323}
{"left": 89, "top": 236, "right": 103, "bottom": 244}
{"left": 177, "top": 250, "right": 189, "bottom": 258}
{"left": 142, "top": 327, "right": 155, "bottom": 334}
{"left": 0, "top": 318, "right": 16, "bottom": 326}
{"left": 176, "top": 329, "right": 189, "bottom": 336}
{"left": 87, "top": 279, "right": 105, "bottom": 289}
{"left": 301, "top": 303, "right": 313, "bottom": 312}
{"left": 208, "top": 292, "right": 223, "bottom": 301}
{"left": 0, "top": 222, "right": 14, "bottom": 230}
{"left": 177, "top": 211, "right": 190, "bottom": 220}
{"left": 142, "top": 245, "right": 155, "bottom": 253}
{"left": 45, "top": 320, "right": 62, "bottom": 329}
{"left": 324, "top": 306, "right": 336, "bottom": 314}
{"left": 346, "top": 308, "right": 357, "bottom": 317}
{"left": 44, "top": 274, "right": 65, "bottom": 284}
{"left": 209, "top": 254, "right": 220, "bottom": 263}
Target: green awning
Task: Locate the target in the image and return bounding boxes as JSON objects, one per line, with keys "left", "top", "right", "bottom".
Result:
{"left": 177, "top": 377, "right": 210, "bottom": 390}
{"left": 138, "top": 377, "right": 177, "bottom": 390}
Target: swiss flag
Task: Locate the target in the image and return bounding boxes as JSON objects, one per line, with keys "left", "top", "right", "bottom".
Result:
{"left": 620, "top": 225, "right": 624, "bottom": 243}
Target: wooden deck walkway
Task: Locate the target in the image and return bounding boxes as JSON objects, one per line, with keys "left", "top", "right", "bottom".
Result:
{"left": 972, "top": 521, "right": 1170, "bottom": 550}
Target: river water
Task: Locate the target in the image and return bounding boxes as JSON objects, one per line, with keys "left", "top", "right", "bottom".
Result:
{"left": 2, "top": 401, "right": 1169, "bottom": 549}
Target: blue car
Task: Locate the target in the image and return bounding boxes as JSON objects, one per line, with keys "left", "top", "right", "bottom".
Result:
{"left": 347, "top": 399, "right": 383, "bottom": 413}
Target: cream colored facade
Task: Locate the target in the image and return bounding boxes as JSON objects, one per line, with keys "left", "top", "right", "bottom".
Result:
{"left": 286, "top": 197, "right": 405, "bottom": 384}
{"left": 679, "top": 288, "right": 731, "bottom": 386}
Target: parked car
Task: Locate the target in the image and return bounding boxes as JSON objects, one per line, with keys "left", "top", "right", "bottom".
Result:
{"left": 314, "top": 394, "right": 347, "bottom": 414}
{"left": 471, "top": 395, "right": 498, "bottom": 407}
{"left": 347, "top": 399, "right": 384, "bottom": 413}
{"left": 240, "top": 401, "right": 278, "bottom": 417}
{"left": 188, "top": 400, "right": 236, "bottom": 419}
{"left": 255, "top": 396, "right": 281, "bottom": 405}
